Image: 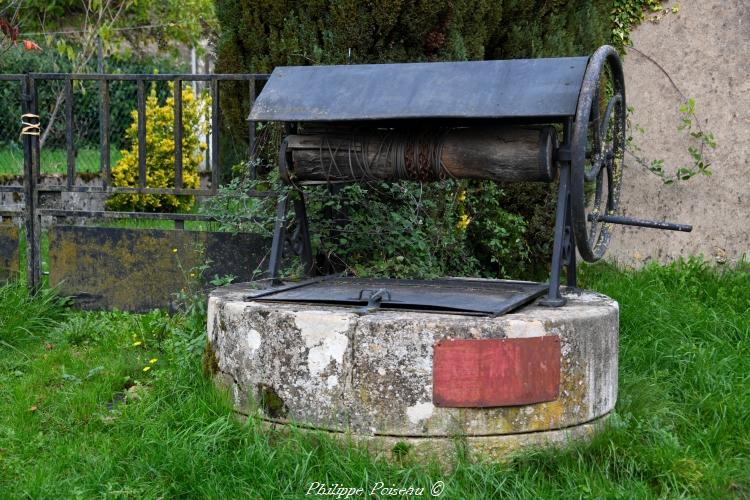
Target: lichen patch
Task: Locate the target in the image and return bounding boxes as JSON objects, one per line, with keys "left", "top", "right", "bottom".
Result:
{"left": 246, "top": 328, "right": 262, "bottom": 352}
{"left": 406, "top": 402, "right": 435, "bottom": 424}
{"left": 294, "top": 311, "right": 351, "bottom": 377}
{"left": 505, "top": 319, "right": 546, "bottom": 338}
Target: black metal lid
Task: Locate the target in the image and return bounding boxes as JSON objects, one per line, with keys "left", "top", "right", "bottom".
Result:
{"left": 245, "top": 277, "right": 547, "bottom": 317}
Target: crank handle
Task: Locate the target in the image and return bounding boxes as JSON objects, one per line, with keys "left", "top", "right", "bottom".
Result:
{"left": 588, "top": 214, "right": 692, "bottom": 232}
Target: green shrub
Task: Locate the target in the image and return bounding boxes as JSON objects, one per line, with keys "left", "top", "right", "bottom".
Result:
{"left": 202, "top": 167, "right": 531, "bottom": 279}
{"left": 215, "top": 0, "right": 613, "bottom": 147}
{"left": 106, "top": 84, "right": 209, "bottom": 212}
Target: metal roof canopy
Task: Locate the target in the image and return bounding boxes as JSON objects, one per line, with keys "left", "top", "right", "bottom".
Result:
{"left": 248, "top": 57, "right": 589, "bottom": 122}
{"left": 245, "top": 277, "right": 548, "bottom": 317}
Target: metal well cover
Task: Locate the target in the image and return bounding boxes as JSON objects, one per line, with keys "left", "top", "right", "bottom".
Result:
{"left": 245, "top": 277, "right": 547, "bottom": 317}
{"left": 248, "top": 57, "right": 589, "bottom": 122}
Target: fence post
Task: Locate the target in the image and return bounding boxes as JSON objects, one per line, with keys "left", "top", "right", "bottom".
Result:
{"left": 248, "top": 77, "right": 260, "bottom": 180}
{"left": 210, "top": 78, "right": 220, "bottom": 193}
{"left": 99, "top": 80, "right": 110, "bottom": 182}
{"left": 137, "top": 79, "right": 147, "bottom": 188}
{"left": 21, "top": 74, "right": 42, "bottom": 292}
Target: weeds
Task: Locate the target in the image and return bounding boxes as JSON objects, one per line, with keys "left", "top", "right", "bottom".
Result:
{"left": 0, "top": 281, "right": 68, "bottom": 344}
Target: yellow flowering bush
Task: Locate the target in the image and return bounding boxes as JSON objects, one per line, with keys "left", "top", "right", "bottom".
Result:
{"left": 456, "top": 189, "right": 471, "bottom": 231}
{"left": 107, "top": 84, "right": 210, "bottom": 212}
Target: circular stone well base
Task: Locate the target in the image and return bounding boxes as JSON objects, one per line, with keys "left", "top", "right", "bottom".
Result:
{"left": 207, "top": 283, "right": 619, "bottom": 462}
{"left": 255, "top": 412, "right": 611, "bottom": 466}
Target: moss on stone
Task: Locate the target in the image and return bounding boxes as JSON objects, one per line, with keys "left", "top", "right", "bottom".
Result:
{"left": 391, "top": 441, "right": 411, "bottom": 459}
{"left": 77, "top": 172, "right": 101, "bottom": 182}
{"left": 202, "top": 339, "right": 220, "bottom": 377}
{"left": 258, "top": 383, "right": 288, "bottom": 419}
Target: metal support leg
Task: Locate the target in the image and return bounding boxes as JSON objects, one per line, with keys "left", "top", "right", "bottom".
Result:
{"left": 565, "top": 200, "right": 577, "bottom": 288}
{"left": 291, "top": 191, "right": 314, "bottom": 276}
{"left": 268, "top": 193, "right": 289, "bottom": 282}
{"left": 267, "top": 190, "right": 315, "bottom": 283}
{"left": 540, "top": 163, "right": 570, "bottom": 307}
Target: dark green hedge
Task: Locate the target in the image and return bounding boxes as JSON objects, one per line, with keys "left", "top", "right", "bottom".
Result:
{"left": 216, "top": 0, "right": 611, "bottom": 132}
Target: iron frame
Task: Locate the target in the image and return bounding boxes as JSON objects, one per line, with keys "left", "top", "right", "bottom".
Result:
{"left": 263, "top": 45, "right": 693, "bottom": 309}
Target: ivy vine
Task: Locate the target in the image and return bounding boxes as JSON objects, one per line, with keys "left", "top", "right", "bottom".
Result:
{"left": 611, "top": 0, "right": 667, "bottom": 48}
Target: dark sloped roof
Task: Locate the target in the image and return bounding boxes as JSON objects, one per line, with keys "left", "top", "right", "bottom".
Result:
{"left": 248, "top": 56, "right": 589, "bottom": 122}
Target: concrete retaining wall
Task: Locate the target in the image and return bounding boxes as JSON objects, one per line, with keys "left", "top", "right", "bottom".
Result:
{"left": 0, "top": 172, "right": 215, "bottom": 228}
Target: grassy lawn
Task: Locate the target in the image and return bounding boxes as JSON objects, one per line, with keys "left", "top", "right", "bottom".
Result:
{"left": 0, "top": 260, "right": 748, "bottom": 498}
{"left": 0, "top": 146, "right": 122, "bottom": 176}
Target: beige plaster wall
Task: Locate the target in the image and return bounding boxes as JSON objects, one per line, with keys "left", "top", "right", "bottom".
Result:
{"left": 607, "top": 0, "right": 749, "bottom": 266}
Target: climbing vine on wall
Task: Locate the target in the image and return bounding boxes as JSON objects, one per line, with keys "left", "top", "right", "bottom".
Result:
{"left": 610, "top": 1, "right": 717, "bottom": 184}
{"left": 623, "top": 38, "right": 718, "bottom": 185}
{"left": 610, "top": 0, "right": 670, "bottom": 49}
{"left": 627, "top": 98, "right": 717, "bottom": 184}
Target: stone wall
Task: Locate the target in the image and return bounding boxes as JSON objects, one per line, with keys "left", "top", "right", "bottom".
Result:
{"left": 0, "top": 171, "right": 215, "bottom": 226}
{"left": 608, "top": 0, "right": 749, "bottom": 267}
{"left": 1, "top": 174, "right": 107, "bottom": 215}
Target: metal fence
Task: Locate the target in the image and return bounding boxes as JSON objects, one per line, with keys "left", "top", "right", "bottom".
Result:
{"left": 0, "top": 72, "right": 271, "bottom": 307}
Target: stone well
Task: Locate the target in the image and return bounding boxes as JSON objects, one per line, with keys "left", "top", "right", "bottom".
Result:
{"left": 206, "top": 282, "right": 618, "bottom": 462}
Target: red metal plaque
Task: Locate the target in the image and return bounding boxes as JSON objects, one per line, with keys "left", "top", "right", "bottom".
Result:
{"left": 433, "top": 336, "right": 561, "bottom": 407}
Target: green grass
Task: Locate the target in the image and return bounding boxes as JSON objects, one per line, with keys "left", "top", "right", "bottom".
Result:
{"left": 0, "top": 259, "right": 749, "bottom": 498}
{"left": 0, "top": 145, "right": 121, "bottom": 175}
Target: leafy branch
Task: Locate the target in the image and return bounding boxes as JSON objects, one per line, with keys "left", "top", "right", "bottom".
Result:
{"left": 610, "top": 0, "right": 667, "bottom": 49}
{"left": 624, "top": 44, "right": 717, "bottom": 184}
{"left": 0, "top": 5, "right": 42, "bottom": 56}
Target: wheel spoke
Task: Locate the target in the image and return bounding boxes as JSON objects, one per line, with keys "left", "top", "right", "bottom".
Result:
{"left": 599, "top": 94, "right": 622, "bottom": 141}
{"left": 585, "top": 156, "right": 605, "bottom": 182}
{"left": 588, "top": 168, "right": 605, "bottom": 243}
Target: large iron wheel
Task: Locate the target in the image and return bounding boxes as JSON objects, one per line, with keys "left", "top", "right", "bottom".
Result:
{"left": 570, "top": 45, "right": 626, "bottom": 263}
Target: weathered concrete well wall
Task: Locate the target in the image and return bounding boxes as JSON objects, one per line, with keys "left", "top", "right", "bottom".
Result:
{"left": 208, "top": 284, "right": 619, "bottom": 462}
{"left": 608, "top": 0, "right": 749, "bottom": 267}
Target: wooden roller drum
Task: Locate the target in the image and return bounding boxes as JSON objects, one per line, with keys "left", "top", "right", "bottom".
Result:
{"left": 280, "top": 126, "right": 558, "bottom": 184}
